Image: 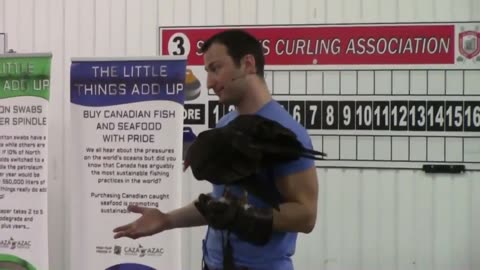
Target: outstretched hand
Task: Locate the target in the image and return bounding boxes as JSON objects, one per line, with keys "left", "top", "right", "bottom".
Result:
{"left": 113, "top": 204, "right": 170, "bottom": 240}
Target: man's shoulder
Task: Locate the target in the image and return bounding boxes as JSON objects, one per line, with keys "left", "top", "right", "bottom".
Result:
{"left": 260, "top": 101, "right": 315, "bottom": 181}
{"left": 259, "top": 101, "right": 311, "bottom": 144}
{"left": 216, "top": 110, "right": 238, "bottom": 128}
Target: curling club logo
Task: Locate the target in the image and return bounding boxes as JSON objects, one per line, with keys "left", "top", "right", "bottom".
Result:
{"left": 458, "top": 26, "right": 480, "bottom": 62}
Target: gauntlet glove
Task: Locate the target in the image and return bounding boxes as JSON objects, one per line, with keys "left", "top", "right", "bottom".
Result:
{"left": 194, "top": 193, "right": 273, "bottom": 246}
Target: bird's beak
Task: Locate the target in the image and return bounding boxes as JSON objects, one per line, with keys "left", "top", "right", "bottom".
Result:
{"left": 183, "top": 160, "right": 190, "bottom": 172}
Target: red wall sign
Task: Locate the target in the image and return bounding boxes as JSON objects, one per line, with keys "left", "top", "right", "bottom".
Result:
{"left": 160, "top": 24, "right": 455, "bottom": 65}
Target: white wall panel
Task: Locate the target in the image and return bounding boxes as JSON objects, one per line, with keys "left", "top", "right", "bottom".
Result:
{"left": 340, "top": 170, "right": 361, "bottom": 269}
{"left": 158, "top": 0, "right": 174, "bottom": 27}
{"left": 257, "top": 0, "right": 273, "bottom": 25}
{"left": 452, "top": 177, "right": 471, "bottom": 270}
{"left": 63, "top": 2, "right": 78, "bottom": 270}
{"left": 397, "top": 170, "right": 415, "bottom": 270}
{"left": 433, "top": 175, "right": 454, "bottom": 270}
{"left": 224, "top": 0, "right": 240, "bottom": 25}
{"left": 141, "top": 0, "right": 160, "bottom": 55}
{"left": 379, "top": 0, "right": 398, "bottom": 22}
{"left": 472, "top": 179, "right": 480, "bottom": 269}
{"left": 174, "top": 0, "right": 190, "bottom": 26}
{"left": 125, "top": 0, "right": 141, "bottom": 55}
{"left": 95, "top": 0, "right": 110, "bottom": 55}
{"left": 324, "top": 169, "right": 343, "bottom": 270}
{"left": 0, "top": 1, "right": 479, "bottom": 270}
{"left": 378, "top": 170, "right": 396, "bottom": 270}
{"left": 4, "top": 0, "right": 18, "bottom": 51}
{"left": 343, "top": 0, "right": 361, "bottom": 23}
{"left": 291, "top": 0, "right": 307, "bottom": 24}
{"left": 326, "top": 0, "right": 343, "bottom": 23}
{"left": 361, "top": 170, "right": 381, "bottom": 270}
{"left": 0, "top": 0, "right": 5, "bottom": 32}
{"left": 239, "top": 0, "right": 257, "bottom": 24}
{"left": 361, "top": 0, "right": 380, "bottom": 22}
{"left": 398, "top": 0, "right": 417, "bottom": 21}
{"left": 308, "top": 0, "right": 327, "bottom": 23}
{"left": 34, "top": 0, "right": 49, "bottom": 51}
{"left": 205, "top": 0, "right": 223, "bottom": 25}
{"left": 417, "top": 0, "right": 436, "bottom": 21}
{"left": 48, "top": 0, "right": 66, "bottom": 269}
{"left": 273, "top": 0, "right": 291, "bottom": 24}
{"left": 435, "top": 0, "right": 453, "bottom": 21}
{"left": 110, "top": 0, "right": 127, "bottom": 55}
{"left": 474, "top": 0, "right": 480, "bottom": 20}
{"left": 452, "top": 0, "right": 470, "bottom": 20}
{"left": 79, "top": 0, "right": 95, "bottom": 55}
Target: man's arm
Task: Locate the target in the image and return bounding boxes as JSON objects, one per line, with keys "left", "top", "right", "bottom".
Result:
{"left": 165, "top": 201, "right": 208, "bottom": 230}
{"left": 272, "top": 166, "right": 318, "bottom": 233}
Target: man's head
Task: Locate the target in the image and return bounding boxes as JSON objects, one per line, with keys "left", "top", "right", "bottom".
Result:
{"left": 200, "top": 29, "right": 265, "bottom": 105}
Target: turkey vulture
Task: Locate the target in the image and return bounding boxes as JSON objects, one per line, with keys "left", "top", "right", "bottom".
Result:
{"left": 184, "top": 114, "right": 326, "bottom": 209}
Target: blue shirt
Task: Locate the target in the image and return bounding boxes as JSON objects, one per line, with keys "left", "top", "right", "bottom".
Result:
{"left": 203, "top": 99, "right": 315, "bottom": 270}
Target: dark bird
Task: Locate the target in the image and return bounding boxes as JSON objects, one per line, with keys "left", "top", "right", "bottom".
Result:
{"left": 184, "top": 114, "right": 327, "bottom": 209}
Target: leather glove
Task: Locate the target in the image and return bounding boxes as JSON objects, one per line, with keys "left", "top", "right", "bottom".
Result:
{"left": 194, "top": 193, "right": 273, "bottom": 246}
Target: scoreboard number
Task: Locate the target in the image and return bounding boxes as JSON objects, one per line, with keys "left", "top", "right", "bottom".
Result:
{"left": 408, "top": 101, "right": 426, "bottom": 131}
{"left": 426, "top": 101, "right": 445, "bottom": 131}
{"left": 289, "top": 101, "right": 305, "bottom": 126}
{"left": 464, "top": 101, "right": 480, "bottom": 131}
{"left": 322, "top": 101, "right": 338, "bottom": 129}
{"left": 340, "top": 101, "right": 355, "bottom": 130}
{"left": 306, "top": 101, "right": 322, "bottom": 129}
{"left": 356, "top": 101, "right": 373, "bottom": 130}
{"left": 391, "top": 101, "right": 408, "bottom": 131}
{"left": 445, "top": 101, "right": 463, "bottom": 131}
{"left": 208, "top": 101, "right": 222, "bottom": 128}
{"left": 373, "top": 101, "right": 389, "bottom": 130}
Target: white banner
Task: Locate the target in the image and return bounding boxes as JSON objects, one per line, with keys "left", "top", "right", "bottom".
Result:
{"left": 0, "top": 53, "right": 51, "bottom": 270}
{"left": 69, "top": 56, "right": 186, "bottom": 270}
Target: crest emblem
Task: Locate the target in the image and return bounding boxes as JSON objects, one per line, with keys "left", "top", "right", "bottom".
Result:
{"left": 459, "top": 30, "right": 480, "bottom": 59}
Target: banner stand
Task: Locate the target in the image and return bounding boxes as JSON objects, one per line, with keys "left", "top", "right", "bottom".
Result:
{"left": 0, "top": 52, "right": 52, "bottom": 270}
{"left": 69, "top": 56, "right": 187, "bottom": 270}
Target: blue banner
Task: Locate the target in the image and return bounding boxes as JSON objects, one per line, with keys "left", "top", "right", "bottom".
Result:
{"left": 70, "top": 58, "right": 187, "bottom": 107}
{"left": 69, "top": 56, "right": 187, "bottom": 270}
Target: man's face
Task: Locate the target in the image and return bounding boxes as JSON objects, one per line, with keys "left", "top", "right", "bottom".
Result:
{"left": 203, "top": 43, "right": 247, "bottom": 105}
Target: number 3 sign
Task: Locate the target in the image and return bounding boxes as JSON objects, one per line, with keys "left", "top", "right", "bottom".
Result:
{"left": 168, "top": 33, "right": 190, "bottom": 56}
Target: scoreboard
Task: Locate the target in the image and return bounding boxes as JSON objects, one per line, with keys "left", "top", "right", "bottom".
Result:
{"left": 210, "top": 69, "right": 480, "bottom": 132}
{"left": 159, "top": 22, "right": 480, "bottom": 170}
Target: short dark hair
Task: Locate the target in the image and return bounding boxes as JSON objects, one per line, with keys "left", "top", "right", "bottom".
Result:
{"left": 200, "top": 29, "right": 265, "bottom": 77}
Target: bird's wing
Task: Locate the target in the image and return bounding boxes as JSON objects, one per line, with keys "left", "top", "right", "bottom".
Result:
{"left": 185, "top": 127, "right": 262, "bottom": 184}
{"left": 185, "top": 114, "right": 327, "bottom": 187}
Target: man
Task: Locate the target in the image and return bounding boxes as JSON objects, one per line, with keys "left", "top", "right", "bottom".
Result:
{"left": 113, "top": 29, "right": 319, "bottom": 270}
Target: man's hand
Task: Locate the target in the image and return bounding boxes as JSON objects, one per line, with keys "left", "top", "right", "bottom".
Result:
{"left": 113, "top": 205, "right": 171, "bottom": 240}
{"left": 194, "top": 193, "right": 273, "bottom": 246}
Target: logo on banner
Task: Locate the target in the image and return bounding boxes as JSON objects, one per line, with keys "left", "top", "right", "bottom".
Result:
{"left": 119, "top": 244, "right": 164, "bottom": 257}
{"left": 0, "top": 237, "right": 31, "bottom": 250}
{"left": 114, "top": 245, "right": 122, "bottom": 255}
{"left": 458, "top": 26, "right": 480, "bottom": 62}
